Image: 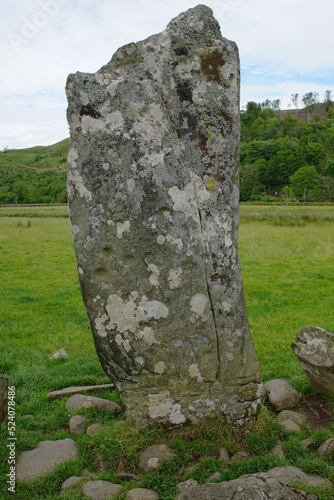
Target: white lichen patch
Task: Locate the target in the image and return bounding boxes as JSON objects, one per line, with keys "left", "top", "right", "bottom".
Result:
{"left": 143, "top": 300, "right": 169, "bottom": 320}
{"left": 154, "top": 361, "right": 165, "bottom": 374}
{"left": 188, "top": 363, "right": 203, "bottom": 382}
{"left": 190, "top": 293, "right": 208, "bottom": 317}
{"left": 169, "top": 404, "right": 186, "bottom": 424}
{"left": 67, "top": 170, "right": 92, "bottom": 202}
{"left": 135, "top": 327, "right": 159, "bottom": 346}
{"left": 157, "top": 235, "right": 166, "bottom": 245}
{"left": 148, "top": 391, "right": 185, "bottom": 424}
{"left": 94, "top": 314, "right": 109, "bottom": 338}
{"left": 84, "top": 237, "right": 95, "bottom": 251}
{"left": 117, "top": 221, "right": 131, "bottom": 239}
{"left": 72, "top": 224, "right": 80, "bottom": 235}
{"left": 147, "top": 263, "right": 160, "bottom": 288}
{"left": 168, "top": 268, "right": 183, "bottom": 289}
{"left": 115, "top": 333, "right": 131, "bottom": 353}
{"left": 135, "top": 356, "right": 144, "bottom": 365}
{"left": 226, "top": 353, "right": 234, "bottom": 361}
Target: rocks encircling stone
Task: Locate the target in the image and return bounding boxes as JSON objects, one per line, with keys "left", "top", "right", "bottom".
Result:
{"left": 86, "top": 423, "right": 103, "bottom": 436}
{"left": 272, "top": 441, "right": 285, "bottom": 458}
{"left": 317, "top": 438, "right": 334, "bottom": 456}
{"left": 292, "top": 326, "right": 334, "bottom": 397}
{"left": 265, "top": 379, "right": 300, "bottom": 409}
{"left": 82, "top": 480, "right": 122, "bottom": 499}
{"left": 48, "top": 384, "right": 114, "bottom": 399}
{"left": 138, "top": 444, "right": 175, "bottom": 473}
{"left": 267, "top": 466, "right": 332, "bottom": 488}
{"left": 66, "top": 394, "right": 122, "bottom": 415}
{"left": 126, "top": 488, "right": 159, "bottom": 500}
{"left": 16, "top": 439, "right": 78, "bottom": 481}
{"left": 277, "top": 410, "right": 306, "bottom": 426}
{"left": 175, "top": 472, "right": 317, "bottom": 499}
{"left": 61, "top": 476, "right": 86, "bottom": 490}
{"left": 70, "top": 415, "right": 87, "bottom": 434}
{"left": 51, "top": 348, "right": 68, "bottom": 359}
{"left": 66, "top": 3, "right": 263, "bottom": 427}
{"left": 176, "top": 479, "right": 198, "bottom": 492}
{"left": 0, "top": 376, "right": 8, "bottom": 429}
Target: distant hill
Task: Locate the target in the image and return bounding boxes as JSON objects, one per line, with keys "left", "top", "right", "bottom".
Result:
{"left": 0, "top": 138, "right": 69, "bottom": 171}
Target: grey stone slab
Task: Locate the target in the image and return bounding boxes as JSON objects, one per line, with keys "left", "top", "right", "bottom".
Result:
{"left": 48, "top": 384, "right": 114, "bottom": 399}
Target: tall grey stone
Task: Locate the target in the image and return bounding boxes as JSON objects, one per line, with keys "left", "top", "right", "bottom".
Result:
{"left": 66, "top": 5, "right": 262, "bottom": 426}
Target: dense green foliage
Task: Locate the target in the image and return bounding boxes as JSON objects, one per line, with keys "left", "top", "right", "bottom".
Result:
{"left": 240, "top": 105, "right": 334, "bottom": 202}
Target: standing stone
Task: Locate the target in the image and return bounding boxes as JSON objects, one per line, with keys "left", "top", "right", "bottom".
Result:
{"left": 66, "top": 5, "right": 262, "bottom": 426}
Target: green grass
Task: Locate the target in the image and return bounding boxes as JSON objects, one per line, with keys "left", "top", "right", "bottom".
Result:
{"left": 0, "top": 205, "right": 333, "bottom": 499}
{"left": 0, "top": 139, "right": 69, "bottom": 171}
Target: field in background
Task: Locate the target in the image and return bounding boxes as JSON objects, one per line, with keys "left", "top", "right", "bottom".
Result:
{"left": 0, "top": 205, "right": 333, "bottom": 498}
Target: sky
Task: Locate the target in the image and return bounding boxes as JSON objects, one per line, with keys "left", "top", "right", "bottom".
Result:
{"left": 1, "top": 0, "right": 333, "bottom": 150}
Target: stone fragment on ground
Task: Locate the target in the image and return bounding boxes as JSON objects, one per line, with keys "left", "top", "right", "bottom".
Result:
{"left": 176, "top": 479, "right": 198, "bottom": 492}
{"left": 48, "top": 384, "right": 114, "bottom": 399}
{"left": 86, "top": 423, "right": 103, "bottom": 436}
{"left": 51, "top": 348, "right": 68, "bottom": 359}
{"left": 69, "top": 415, "right": 86, "bottom": 434}
{"left": 66, "top": 394, "right": 122, "bottom": 415}
{"left": 0, "top": 376, "right": 8, "bottom": 429}
{"left": 265, "top": 379, "right": 300, "bottom": 409}
{"left": 292, "top": 326, "right": 334, "bottom": 396}
{"left": 280, "top": 419, "right": 302, "bottom": 433}
{"left": 317, "top": 438, "right": 334, "bottom": 456}
{"left": 207, "top": 472, "right": 221, "bottom": 482}
{"left": 268, "top": 466, "right": 332, "bottom": 488}
{"left": 219, "top": 447, "right": 230, "bottom": 461}
{"left": 277, "top": 410, "right": 306, "bottom": 426}
{"left": 233, "top": 450, "right": 250, "bottom": 460}
{"left": 61, "top": 476, "right": 86, "bottom": 490}
{"left": 16, "top": 439, "right": 78, "bottom": 481}
{"left": 272, "top": 441, "right": 285, "bottom": 458}
{"left": 126, "top": 488, "right": 159, "bottom": 499}
{"left": 138, "top": 444, "right": 175, "bottom": 472}
{"left": 175, "top": 472, "right": 317, "bottom": 499}
{"left": 82, "top": 480, "right": 122, "bottom": 499}
{"left": 301, "top": 438, "right": 314, "bottom": 450}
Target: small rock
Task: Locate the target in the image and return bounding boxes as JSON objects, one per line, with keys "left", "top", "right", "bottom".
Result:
{"left": 317, "top": 438, "right": 334, "bottom": 456}
{"left": 176, "top": 479, "right": 198, "bottom": 492}
{"left": 301, "top": 438, "right": 315, "bottom": 450}
{"left": 272, "top": 441, "right": 285, "bottom": 458}
{"left": 232, "top": 450, "right": 250, "bottom": 460}
{"left": 280, "top": 419, "right": 302, "bottom": 433}
{"left": 138, "top": 444, "right": 175, "bottom": 473}
{"left": 66, "top": 394, "right": 122, "bottom": 415}
{"left": 70, "top": 415, "right": 86, "bottom": 434}
{"left": 86, "top": 423, "right": 103, "bottom": 436}
{"left": 292, "top": 326, "right": 334, "bottom": 396}
{"left": 265, "top": 379, "right": 300, "bottom": 409}
{"left": 16, "top": 439, "right": 78, "bottom": 481}
{"left": 126, "top": 488, "right": 159, "bottom": 500}
{"left": 207, "top": 471, "right": 221, "bottom": 482}
{"left": 51, "top": 348, "right": 68, "bottom": 359}
{"left": 219, "top": 447, "right": 230, "bottom": 462}
{"left": 48, "top": 384, "right": 114, "bottom": 399}
{"left": 61, "top": 476, "right": 86, "bottom": 490}
{"left": 277, "top": 410, "right": 306, "bottom": 426}
{"left": 82, "top": 480, "right": 122, "bottom": 499}
{"left": 268, "top": 466, "right": 332, "bottom": 488}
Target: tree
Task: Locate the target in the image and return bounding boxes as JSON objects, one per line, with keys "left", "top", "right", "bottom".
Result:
{"left": 324, "top": 90, "right": 333, "bottom": 112}
{"left": 302, "top": 91, "right": 320, "bottom": 123}
{"left": 291, "top": 93, "right": 299, "bottom": 109}
{"left": 281, "top": 185, "right": 294, "bottom": 206}
{"left": 290, "top": 166, "right": 320, "bottom": 202}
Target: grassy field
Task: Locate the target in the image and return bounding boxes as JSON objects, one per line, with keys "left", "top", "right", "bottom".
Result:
{"left": 0, "top": 204, "right": 333, "bottom": 499}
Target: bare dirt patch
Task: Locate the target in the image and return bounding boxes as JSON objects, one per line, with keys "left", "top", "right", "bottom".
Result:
{"left": 293, "top": 396, "right": 333, "bottom": 429}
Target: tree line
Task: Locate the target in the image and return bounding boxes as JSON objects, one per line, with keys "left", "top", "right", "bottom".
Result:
{"left": 240, "top": 91, "right": 334, "bottom": 202}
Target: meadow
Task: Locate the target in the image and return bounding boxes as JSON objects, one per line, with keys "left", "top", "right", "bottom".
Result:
{"left": 0, "top": 204, "right": 333, "bottom": 499}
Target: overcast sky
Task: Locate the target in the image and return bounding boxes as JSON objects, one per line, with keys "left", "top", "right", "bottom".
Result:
{"left": 1, "top": 0, "right": 333, "bottom": 149}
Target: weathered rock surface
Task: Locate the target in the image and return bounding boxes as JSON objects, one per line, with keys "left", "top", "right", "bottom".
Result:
{"left": 279, "top": 419, "right": 302, "bottom": 433}
{"left": 82, "top": 480, "right": 122, "bottom": 499}
{"left": 0, "top": 376, "right": 8, "bottom": 429}
{"left": 16, "top": 439, "right": 78, "bottom": 481}
{"left": 66, "top": 4, "right": 262, "bottom": 426}
{"left": 86, "top": 423, "right": 103, "bottom": 436}
{"left": 317, "top": 438, "right": 334, "bottom": 456}
{"left": 65, "top": 394, "right": 122, "bottom": 414}
{"left": 48, "top": 383, "right": 114, "bottom": 399}
{"left": 126, "top": 488, "right": 159, "bottom": 500}
{"left": 277, "top": 410, "right": 306, "bottom": 426}
{"left": 268, "top": 466, "right": 332, "bottom": 488}
{"left": 138, "top": 444, "right": 175, "bottom": 472}
{"left": 265, "top": 379, "right": 300, "bottom": 409}
{"left": 175, "top": 472, "right": 317, "bottom": 499}
{"left": 61, "top": 476, "right": 86, "bottom": 490}
{"left": 69, "top": 415, "right": 86, "bottom": 434}
{"left": 292, "top": 326, "right": 334, "bottom": 396}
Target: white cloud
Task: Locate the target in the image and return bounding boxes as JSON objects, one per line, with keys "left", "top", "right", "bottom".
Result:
{"left": 1, "top": 0, "right": 333, "bottom": 148}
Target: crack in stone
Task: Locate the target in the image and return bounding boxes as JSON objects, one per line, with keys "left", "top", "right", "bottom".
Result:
{"left": 192, "top": 174, "right": 221, "bottom": 383}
